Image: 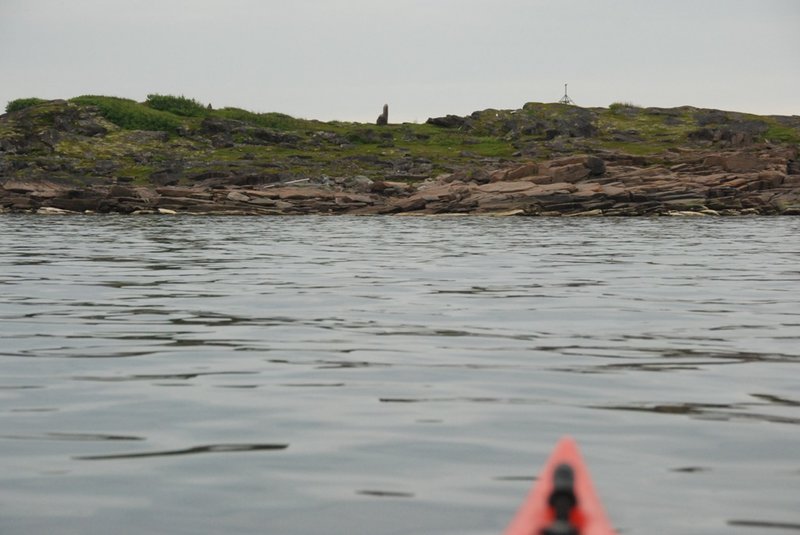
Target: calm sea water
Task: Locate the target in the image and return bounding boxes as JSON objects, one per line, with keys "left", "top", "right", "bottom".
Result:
{"left": 1, "top": 214, "right": 799, "bottom": 535}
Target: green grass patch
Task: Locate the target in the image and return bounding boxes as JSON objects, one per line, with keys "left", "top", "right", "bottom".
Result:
{"left": 765, "top": 124, "right": 800, "bottom": 144}
{"left": 70, "top": 95, "right": 183, "bottom": 134}
{"left": 596, "top": 107, "right": 694, "bottom": 145}
{"left": 467, "top": 137, "right": 516, "bottom": 157}
{"left": 5, "top": 98, "right": 48, "bottom": 113}
{"left": 145, "top": 94, "right": 208, "bottom": 117}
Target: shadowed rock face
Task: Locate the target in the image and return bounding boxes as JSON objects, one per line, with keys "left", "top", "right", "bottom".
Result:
{"left": 1, "top": 98, "right": 799, "bottom": 216}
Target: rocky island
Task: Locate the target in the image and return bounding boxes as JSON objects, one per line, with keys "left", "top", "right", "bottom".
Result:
{"left": 1, "top": 95, "right": 799, "bottom": 216}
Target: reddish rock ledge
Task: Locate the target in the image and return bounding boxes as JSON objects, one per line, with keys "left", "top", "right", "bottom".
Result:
{"left": 2, "top": 147, "right": 799, "bottom": 217}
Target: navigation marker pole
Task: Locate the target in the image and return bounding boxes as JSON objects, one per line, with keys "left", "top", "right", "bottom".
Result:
{"left": 559, "top": 83, "right": 575, "bottom": 105}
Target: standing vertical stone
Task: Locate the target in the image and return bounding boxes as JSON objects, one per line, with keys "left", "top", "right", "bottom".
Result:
{"left": 376, "top": 104, "right": 388, "bottom": 126}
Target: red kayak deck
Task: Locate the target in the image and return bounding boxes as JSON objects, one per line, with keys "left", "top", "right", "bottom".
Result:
{"left": 504, "top": 437, "right": 617, "bottom": 535}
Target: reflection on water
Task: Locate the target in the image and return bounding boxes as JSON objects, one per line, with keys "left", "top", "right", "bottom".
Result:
{"left": 595, "top": 401, "right": 800, "bottom": 425}
{"left": 728, "top": 520, "right": 800, "bottom": 531}
{"left": 0, "top": 433, "right": 144, "bottom": 442}
{"left": 357, "top": 490, "right": 415, "bottom": 499}
{"left": 75, "top": 443, "right": 289, "bottom": 461}
{"left": 1, "top": 215, "right": 799, "bottom": 534}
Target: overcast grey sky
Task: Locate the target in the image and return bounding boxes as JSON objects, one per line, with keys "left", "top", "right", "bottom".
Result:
{"left": 1, "top": 0, "right": 798, "bottom": 122}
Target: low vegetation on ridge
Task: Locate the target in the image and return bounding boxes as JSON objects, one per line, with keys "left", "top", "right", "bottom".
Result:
{"left": 1, "top": 94, "right": 799, "bottom": 188}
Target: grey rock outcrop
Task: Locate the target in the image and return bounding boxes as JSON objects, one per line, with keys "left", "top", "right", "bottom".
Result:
{"left": 376, "top": 104, "right": 388, "bottom": 126}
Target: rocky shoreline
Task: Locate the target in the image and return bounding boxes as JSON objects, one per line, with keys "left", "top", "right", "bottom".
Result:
{"left": 3, "top": 147, "right": 799, "bottom": 217}
{"left": 2, "top": 97, "right": 799, "bottom": 216}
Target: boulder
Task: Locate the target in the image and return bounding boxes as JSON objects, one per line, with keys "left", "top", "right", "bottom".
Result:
{"left": 226, "top": 191, "right": 250, "bottom": 202}
{"left": 551, "top": 155, "right": 605, "bottom": 175}
{"left": 489, "top": 169, "right": 509, "bottom": 182}
{"left": 549, "top": 163, "right": 590, "bottom": 183}
{"left": 506, "top": 163, "right": 539, "bottom": 180}
{"left": 426, "top": 115, "right": 466, "bottom": 129}
{"left": 585, "top": 156, "right": 606, "bottom": 176}
{"left": 342, "top": 175, "right": 374, "bottom": 193}
{"left": 372, "top": 180, "right": 414, "bottom": 194}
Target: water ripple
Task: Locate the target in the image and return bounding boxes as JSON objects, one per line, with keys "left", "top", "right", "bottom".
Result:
{"left": 0, "top": 432, "right": 144, "bottom": 442}
{"left": 1, "top": 215, "right": 799, "bottom": 535}
{"left": 74, "top": 443, "right": 289, "bottom": 461}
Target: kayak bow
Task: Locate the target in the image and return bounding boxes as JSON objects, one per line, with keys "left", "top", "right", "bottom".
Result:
{"left": 504, "top": 437, "right": 616, "bottom": 535}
